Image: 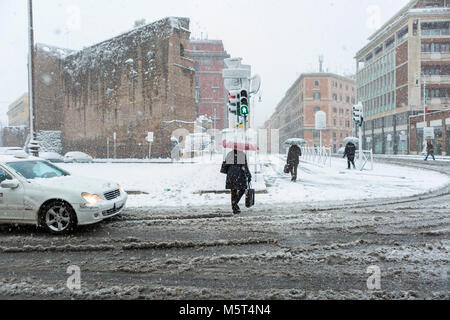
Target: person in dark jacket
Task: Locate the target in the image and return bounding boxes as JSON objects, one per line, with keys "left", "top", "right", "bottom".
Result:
{"left": 343, "top": 142, "right": 356, "bottom": 169}
{"left": 424, "top": 140, "right": 435, "bottom": 161}
{"left": 287, "top": 144, "right": 302, "bottom": 182}
{"left": 221, "top": 148, "right": 252, "bottom": 214}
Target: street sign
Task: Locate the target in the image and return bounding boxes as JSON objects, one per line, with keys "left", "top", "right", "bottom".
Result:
{"left": 224, "top": 58, "right": 242, "bottom": 69}
{"left": 222, "top": 68, "right": 251, "bottom": 79}
{"left": 146, "top": 132, "right": 154, "bottom": 142}
{"left": 423, "top": 127, "right": 434, "bottom": 140}
{"left": 400, "top": 131, "right": 407, "bottom": 141}
{"left": 224, "top": 78, "right": 241, "bottom": 91}
{"left": 250, "top": 75, "right": 261, "bottom": 94}
{"left": 315, "top": 111, "right": 327, "bottom": 130}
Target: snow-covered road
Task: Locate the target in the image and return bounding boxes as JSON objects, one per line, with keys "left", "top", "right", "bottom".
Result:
{"left": 0, "top": 157, "right": 448, "bottom": 299}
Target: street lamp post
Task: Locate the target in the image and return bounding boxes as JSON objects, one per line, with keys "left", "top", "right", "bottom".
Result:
{"left": 27, "top": 0, "right": 39, "bottom": 156}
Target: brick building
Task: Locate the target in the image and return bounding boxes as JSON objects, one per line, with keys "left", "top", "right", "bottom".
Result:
{"left": 34, "top": 17, "right": 197, "bottom": 158}
{"left": 34, "top": 44, "right": 73, "bottom": 132}
{"left": 188, "top": 40, "right": 230, "bottom": 130}
{"left": 265, "top": 73, "right": 356, "bottom": 153}
{"left": 355, "top": 0, "right": 450, "bottom": 154}
{"left": 409, "top": 110, "right": 450, "bottom": 154}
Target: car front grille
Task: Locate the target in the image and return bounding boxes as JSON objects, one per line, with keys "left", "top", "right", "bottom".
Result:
{"left": 102, "top": 204, "right": 124, "bottom": 217}
{"left": 104, "top": 189, "right": 120, "bottom": 200}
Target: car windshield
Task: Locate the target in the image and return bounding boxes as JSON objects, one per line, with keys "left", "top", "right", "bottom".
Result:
{"left": 6, "top": 160, "right": 70, "bottom": 180}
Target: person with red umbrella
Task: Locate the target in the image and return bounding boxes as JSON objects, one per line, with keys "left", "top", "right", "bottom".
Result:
{"left": 220, "top": 143, "right": 252, "bottom": 215}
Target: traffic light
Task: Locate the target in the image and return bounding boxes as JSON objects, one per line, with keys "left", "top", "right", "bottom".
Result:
{"left": 228, "top": 91, "right": 239, "bottom": 115}
{"left": 240, "top": 90, "right": 249, "bottom": 116}
{"left": 352, "top": 104, "right": 364, "bottom": 126}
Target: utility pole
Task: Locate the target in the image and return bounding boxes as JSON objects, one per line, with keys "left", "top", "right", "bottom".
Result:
{"left": 423, "top": 76, "right": 427, "bottom": 122}
{"left": 27, "top": 0, "right": 39, "bottom": 156}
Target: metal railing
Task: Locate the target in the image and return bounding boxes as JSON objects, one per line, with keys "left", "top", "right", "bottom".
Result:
{"left": 355, "top": 150, "right": 374, "bottom": 171}
{"left": 301, "top": 146, "right": 332, "bottom": 167}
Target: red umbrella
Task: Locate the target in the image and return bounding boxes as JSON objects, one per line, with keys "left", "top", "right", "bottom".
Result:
{"left": 222, "top": 140, "right": 259, "bottom": 151}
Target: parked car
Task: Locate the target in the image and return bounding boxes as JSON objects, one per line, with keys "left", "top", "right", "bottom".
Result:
{"left": 0, "top": 147, "right": 28, "bottom": 158}
{"left": 337, "top": 147, "right": 345, "bottom": 155}
{"left": 0, "top": 154, "right": 127, "bottom": 234}
{"left": 39, "top": 152, "right": 64, "bottom": 163}
{"left": 64, "top": 151, "right": 93, "bottom": 163}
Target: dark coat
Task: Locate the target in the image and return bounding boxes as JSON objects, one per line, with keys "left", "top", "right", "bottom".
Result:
{"left": 343, "top": 142, "right": 356, "bottom": 160}
{"left": 427, "top": 142, "right": 434, "bottom": 153}
{"left": 223, "top": 150, "right": 251, "bottom": 190}
{"left": 287, "top": 145, "right": 302, "bottom": 165}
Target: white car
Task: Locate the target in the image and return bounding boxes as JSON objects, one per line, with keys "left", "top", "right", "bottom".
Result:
{"left": 0, "top": 147, "right": 28, "bottom": 158}
{"left": 39, "top": 152, "right": 65, "bottom": 163}
{"left": 64, "top": 151, "right": 93, "bottom": 163}
{"left": 0, "top": 154, "right": 127, "bottom": 234}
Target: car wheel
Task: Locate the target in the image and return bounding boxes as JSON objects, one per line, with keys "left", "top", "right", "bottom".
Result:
{"left": 40, "top": 200, "right": 77, "bottom": 234}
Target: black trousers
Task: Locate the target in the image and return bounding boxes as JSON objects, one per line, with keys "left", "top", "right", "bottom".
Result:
{"left": 290, "top": 163, "right": 298, "bottom": 181}
{"left": 425, "top": 152, "right": 435, "bottom": 160}
{"left": 347, "top": 157, "right": 356, "bottom": 169}
{"left": 231, "top": 190, "right": 245, "bottom": 211}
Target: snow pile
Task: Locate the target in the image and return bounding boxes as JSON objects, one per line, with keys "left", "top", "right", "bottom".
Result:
{"left": 37, "top": 130, "right": 62, "bottom": 154}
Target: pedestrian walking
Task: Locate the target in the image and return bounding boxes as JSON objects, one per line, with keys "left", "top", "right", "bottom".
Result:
{"left": 287, "top": 144, "right": 302, "bottom": 182}
{"left": 424, "top": 140, "right": 435, "bottom": 161}
{"left": 221, "top": 147, "right": 252, "bottom": 215}
{"left": 343, "top": 142, "right": 356, "bottom": 169}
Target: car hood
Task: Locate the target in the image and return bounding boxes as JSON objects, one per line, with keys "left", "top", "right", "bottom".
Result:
{"left": 27, "top": 175, "right": 120, "bottom": 197}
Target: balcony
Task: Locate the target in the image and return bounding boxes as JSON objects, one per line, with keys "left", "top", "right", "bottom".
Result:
{"left": 423, "top": 75, "right": 450, "bottom": 84}
{"left": 421, "top": 52, "right": 450, "bottom": 61}
{"left": 422, "top": 97, "right": 450, "bottom": 107}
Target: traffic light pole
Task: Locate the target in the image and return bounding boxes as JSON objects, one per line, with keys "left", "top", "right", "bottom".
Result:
{"left": 359, "top": 124, "right": 363, "bottom": 162}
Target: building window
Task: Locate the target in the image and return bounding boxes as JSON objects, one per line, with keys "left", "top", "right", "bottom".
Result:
{"left": 180, "top": 44, "right": 185, "bottom": 57}
{"left": 421, "top": 21, "right": 450, "bottom": 37}
{"left": 313, "top": 92, "right": 321, "bottom": 100}
{"left": 397, "top": 26, "right": 408, "bottom": 44}
{"left": 314, "top": 80, "right": 319, "bottom": 86}
{"left": 313, "top": 106, "right": 321, "bottom": 113}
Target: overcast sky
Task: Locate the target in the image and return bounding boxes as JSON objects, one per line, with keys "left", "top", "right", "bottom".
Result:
{"left": 0, "top": 0, "right": 410, "bottom": 128}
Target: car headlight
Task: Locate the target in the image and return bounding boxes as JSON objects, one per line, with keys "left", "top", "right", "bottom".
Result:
{"left": 82, "top": 192, "right": 102, "bottom": 205}
{"left": 118, "top": 184, "right": 125, "bottom": 194}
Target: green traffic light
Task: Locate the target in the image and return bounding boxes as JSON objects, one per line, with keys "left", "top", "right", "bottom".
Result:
{"left": 241, "top": 105, "right": 249, "bottom": 115}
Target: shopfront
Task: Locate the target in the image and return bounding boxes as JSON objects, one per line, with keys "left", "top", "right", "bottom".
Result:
{"left": 397, "top": 130, "right": 408, "bottom": 154}
{"left": 374, "top": 133, "right": 383, "bottom": 154}
{"left": 430, "top": 120, "right": 443, "bottom": 155}
{"left": 385, "top": 132, "right": 394, "bottom": 154}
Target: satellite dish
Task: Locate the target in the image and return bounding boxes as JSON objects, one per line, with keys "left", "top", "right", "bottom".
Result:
{"left": 250, "top": 75, "right": 261, "bottom": 94}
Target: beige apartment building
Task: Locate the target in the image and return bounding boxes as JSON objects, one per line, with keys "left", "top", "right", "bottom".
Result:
{"left": 265, "top": 73, "right": 356, "bottom": 153}
{"left": 7, "top": 93, "right": 29, "bottom": 127}
{"left": 355, "top": 0, "right": 450, "bottom": 154}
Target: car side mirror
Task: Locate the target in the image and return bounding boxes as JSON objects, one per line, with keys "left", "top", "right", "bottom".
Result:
{"left": 1, "top": 179, "right": 20, "bottom": 189}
